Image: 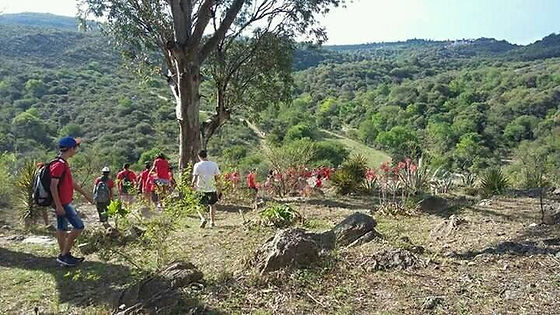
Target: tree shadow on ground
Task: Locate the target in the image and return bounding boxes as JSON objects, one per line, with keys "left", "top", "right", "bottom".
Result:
{"left": 452, "top": 239, "right": 560, "bottom": 260}
{"left": 0, "top": 247, "right": 217, "bottom": 313}
{"left": 0, "top": 246, "right": 132, "bottom": 309}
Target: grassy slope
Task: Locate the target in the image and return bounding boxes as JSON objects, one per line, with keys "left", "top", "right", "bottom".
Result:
{"left": 319, "top": 129, "right": 391, "bottom": 167}
{"left": 1, "top": 194, "right": 559, "bottom": 314}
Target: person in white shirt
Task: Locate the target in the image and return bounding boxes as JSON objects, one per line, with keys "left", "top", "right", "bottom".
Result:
{"left": 191, "top": 150, "right": 221, "bottom": 228}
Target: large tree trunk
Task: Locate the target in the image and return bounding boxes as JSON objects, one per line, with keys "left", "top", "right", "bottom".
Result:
{"left": 173, "top": 52, "right": 202, "bottom": 171}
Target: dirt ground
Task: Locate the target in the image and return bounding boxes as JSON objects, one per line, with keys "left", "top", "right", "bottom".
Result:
{"left": 1, "top": 193, "right": 559, "bottom": 314}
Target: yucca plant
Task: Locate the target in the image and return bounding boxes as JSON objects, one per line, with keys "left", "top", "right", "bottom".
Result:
{"left": 259, "top": 203, "right": 302, "bottom": 228}
{"left": 15, "top": 161, "right": 38, "bottom": 225}
{"left": 479, "top": 168, "right": 509, "bottom": 197}
{"left": 332, "top": 154, "right": 368, "bottom": 195}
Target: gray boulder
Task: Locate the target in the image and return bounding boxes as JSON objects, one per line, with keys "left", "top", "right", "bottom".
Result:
{"left": 331, "top": 212, "right": 378, "bottom": 247}
{"left": 116, "top": 261, "right": 203, "bottom": 314}
{"left": 253, "top": 228, "right": 333, "bottom": 273}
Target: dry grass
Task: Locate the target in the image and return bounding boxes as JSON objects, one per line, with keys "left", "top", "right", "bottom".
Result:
{"left": 1, "top": 194, "right": 559, "bottom": 314}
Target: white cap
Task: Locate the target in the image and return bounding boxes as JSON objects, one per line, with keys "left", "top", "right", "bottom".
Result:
{"left": 102, "top": 167, "right": 110, "bottom": 173}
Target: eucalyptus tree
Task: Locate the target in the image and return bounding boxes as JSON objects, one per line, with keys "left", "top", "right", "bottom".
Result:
{"left": 78, "top": 0, "right": 344, "bottom": 169}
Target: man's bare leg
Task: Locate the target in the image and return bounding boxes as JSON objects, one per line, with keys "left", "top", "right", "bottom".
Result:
{"left": 56, "top": 230, "right": 67, "bottom": 253}
{"left": 197, "top": 208, "right": 207, "bottom": 228}
{"left": 210, "top": 205, "right": 216, "bottom": 227}
{"left": 61, "top": 229, "right": 82, "bottom": 256}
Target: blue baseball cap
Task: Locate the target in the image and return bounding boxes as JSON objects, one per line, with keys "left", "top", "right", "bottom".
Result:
{"left": 58, "top": 137, "right": 82, "bottom": 149}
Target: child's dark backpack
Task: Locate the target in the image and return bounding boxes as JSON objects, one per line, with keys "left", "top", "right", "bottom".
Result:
{"left": 93, "top": 178, "right": 111, "bottom": 203}
{"left": 32, "top": 158, "right": 65, "bottom": 207}
{"left": 121, "top": 171, "right": 132, "bottom": 193}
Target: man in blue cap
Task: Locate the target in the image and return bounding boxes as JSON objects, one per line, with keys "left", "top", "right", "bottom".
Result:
{"left": 50, "top": 136, "right": 93, "bottom": 266}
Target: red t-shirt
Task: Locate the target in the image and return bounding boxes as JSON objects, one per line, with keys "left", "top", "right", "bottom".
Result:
{"left": 117, "top": 169, "right": 136, "bottom": 189}
{"left": 50, "top": 158, "right": 73, "bottom": 205}
{"left": 138, "top": 169, "right": 150, "bottom": 192}
{"left": 145, "top": 174, "right": 155, "bottom": 193}
{"left": 94, "top": 177, "right": 115, "bottom": 189}
{"left": 153, "top": 158, "right": 170, "bottom": 180}
{"left": 247, "top": 172, "right": 257, "bottom": 188}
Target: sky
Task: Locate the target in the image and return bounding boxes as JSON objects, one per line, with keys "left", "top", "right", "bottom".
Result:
{"left": 0, "top": 0, "right": 558, "bottom": 45}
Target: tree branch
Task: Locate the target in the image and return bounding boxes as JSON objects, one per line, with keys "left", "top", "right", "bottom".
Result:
{"left": 169, "top": 0, "right": 190, "bottom": 46}
{"left": 189, "top": 0, "right": 215, "bottom": 48}
{"left": 199, "top": 0, "right": 245, "bottom": 61}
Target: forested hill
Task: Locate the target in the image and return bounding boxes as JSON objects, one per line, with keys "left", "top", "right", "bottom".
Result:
{"left": 0, "top": 13, "right": 559, "bottom": 181}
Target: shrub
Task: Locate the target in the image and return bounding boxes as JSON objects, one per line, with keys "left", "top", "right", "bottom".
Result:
{"left": 259, "top": 203, "right": 302, "bottom": 228}
{"left": 0, "top": 153, "right": 16, "bottom": 207}
{"left": 15, "top": 160, "right": 37, "bottom": 225}
{"left": 312, "top": 141, "right": 348, "bottom": 167}
{"left": 479, "top": 168, "right": 508, "bottom": 197}
{"left": 331, "top": 154, "right": 367, "bottom": 195}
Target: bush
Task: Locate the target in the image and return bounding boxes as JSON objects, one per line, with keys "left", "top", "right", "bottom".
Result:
{"left": 331, "top": 154, "right": 367, "bottom": 195}
{"left": 0, "top": 153, "right": 16, "bottom": 207}
{"left": 259, "top": 203, "right": 302, "bottom": 228}
{"left": 479, "top": 168, "right": 508, "bottom": 197}
{"left": 312, "top": 141, "right": 348, "bottom": 167}
{"left": 15, "top": 160, "right": 36, "bottom": 224}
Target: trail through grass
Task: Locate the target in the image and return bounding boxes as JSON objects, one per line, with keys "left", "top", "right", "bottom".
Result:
{"left": 319, "top": 129, "right": 391, "bottom": 167}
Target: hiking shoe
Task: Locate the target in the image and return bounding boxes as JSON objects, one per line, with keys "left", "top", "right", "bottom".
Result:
{"left": 199, "top": 219, "right": 207, "bottom": 228}
{"left": 56, "top": 254, "right": 78, "bottom": 267}
{"left": 67, "top": 252, "right": 85, "bottom": 263}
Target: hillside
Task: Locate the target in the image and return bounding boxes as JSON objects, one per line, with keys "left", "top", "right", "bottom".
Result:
{"left": 0, "top": 13, "right": 558, "bottom": 183}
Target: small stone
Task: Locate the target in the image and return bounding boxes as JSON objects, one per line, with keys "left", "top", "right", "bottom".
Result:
{"left": 528, "top": 223, "right": 538, "bottom": 228}
{"left": 421, "top": 296, "right": 443, "bottom": 310}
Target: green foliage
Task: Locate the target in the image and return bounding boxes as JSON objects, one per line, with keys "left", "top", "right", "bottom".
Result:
{"left": 107, "top": 199, "right": 129, "bottom": 227}
{"left": 479, "top": 168, "right": 509, "bottom": 197}
{"left": 15, "top": 160, "right": 36, "bottom": 223}
{"left": 264, "top": 139, "right": 316, "bottom": 172}
{"left": 331, "top": 154, "right": 368, "bottom": 195}
{"left": 259, "top": 203, "right": 302, "bottom": 228}
{"left": 312, "top": 141, "right": 349, "bottom": 167}
{"left": 0, "top": 153, "right": 16, "bottom": 207}
{"left": 284, "top": 123, "right": 317, "bottom": 143}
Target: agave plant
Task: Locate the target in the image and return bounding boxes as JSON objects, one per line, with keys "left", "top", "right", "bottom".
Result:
{"left": 479, "top": 168, "right": 509, "bottom": 197}
{"left": 15, "top": 161, "right": 39, "bottom": 225}
{"left": 259, "top": 203, "right": 302, "bottom": 228}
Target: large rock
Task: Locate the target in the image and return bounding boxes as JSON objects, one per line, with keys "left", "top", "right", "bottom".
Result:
{"left": 253, "top": 228, "right": 333, "bottom": 273}
{"left": 331, "top": 212, "right": 377, "bottom": 247}
{"left": 116, "top": 261, "right": 203, "bottom": 314}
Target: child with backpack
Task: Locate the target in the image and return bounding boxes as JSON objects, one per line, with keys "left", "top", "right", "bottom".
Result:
{"left": 33, "top": 137, "right": 93, "bottom": 266}
{"left": 93, "top": 167, "right": 115, "bottom": 226}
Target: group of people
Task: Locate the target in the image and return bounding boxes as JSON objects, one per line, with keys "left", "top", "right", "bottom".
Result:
{"left": 47, "top": 137, "right": 181, "bottom": 266}
{"left": 46, "top": 135, "right": 335, "bottom": 267}
{"left": 92, "top": 154, "right": 175, "bottom": 224}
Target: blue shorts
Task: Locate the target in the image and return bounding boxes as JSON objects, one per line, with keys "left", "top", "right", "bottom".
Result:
{"left": 155, "top": 179, "right": 170, "bottom": 186}
{"left": 56, "top": 204, "right": 85, "bottom": 231}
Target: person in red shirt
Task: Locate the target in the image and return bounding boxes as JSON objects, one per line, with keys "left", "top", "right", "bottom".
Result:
{"left": 247, "top": 169, "right": 259, "bottom": 210}
{"left": 136, "top": 162, "right": 151, "bottom": 203}
{"left": 93, "top": 167, "right": 115, "bottom": 226}
{"left": 117, "top": 163, "right": 136, "bottom": 204}
{"left": 150, "top": 153, "right": 171, "bottom": 205}
{"left": 50, "top": 137, "right": 93, "bottom": 267}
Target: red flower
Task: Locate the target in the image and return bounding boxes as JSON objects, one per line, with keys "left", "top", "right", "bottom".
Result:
{"left": 365, "top": 169, "right": 377, "bottom": 181}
